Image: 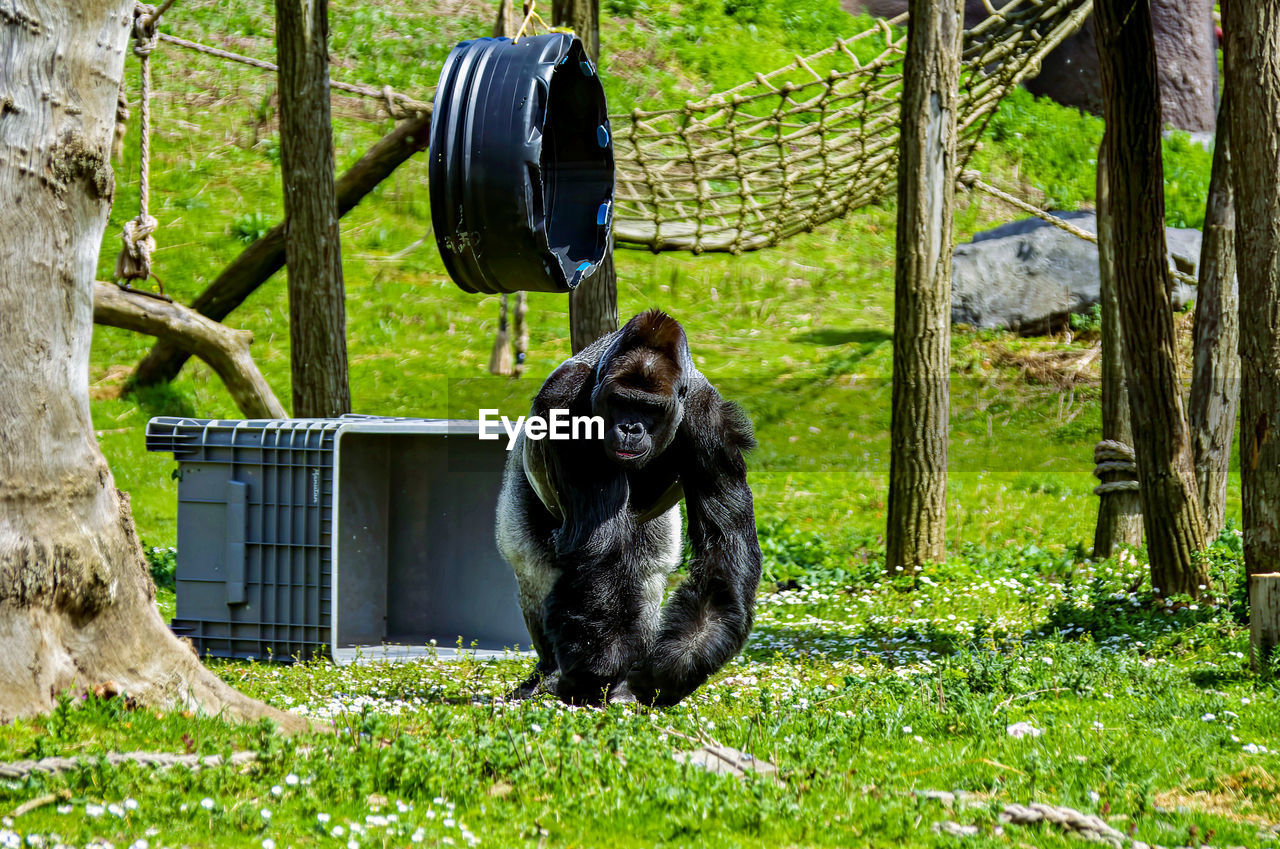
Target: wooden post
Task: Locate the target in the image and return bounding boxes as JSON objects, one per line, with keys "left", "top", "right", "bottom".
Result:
{"left": 884, "top": 0, "right": 963, "bottom": 575}
{"left": 275, "top": 0, "right": 351, "bottom": 417}
{"left": 1225, "top": 0, "right": 1280, "bottom": 583}
{"left": 1092, "top": 139, "right": 1143, "bottom": 557}
{"left": 1251, "top": 573, "right": 1280, "bottom": 673}
{"left": 1096, "top": 0, "right": 1208, "bottom": 596}
{"left": 553, "top": 0, "right": 618, "bottom": 354}
{"left": 1188, "top": 91, "right": 1239, "bottom": 540}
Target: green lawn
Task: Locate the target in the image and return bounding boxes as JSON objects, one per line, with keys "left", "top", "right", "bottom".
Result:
{"left": 3, "top": 1, "right": 1275, "bottom": 847}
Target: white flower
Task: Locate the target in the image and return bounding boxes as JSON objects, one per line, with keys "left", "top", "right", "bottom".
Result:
{"left": 86, "top": 804, "right": 105, "bottom": 818}
{"left": 902, "top": 725, "right": 912, "bottom": 734}
{"left": 530, "top": 724, "right": 542, "bottom": 733}
{"left": 127, "top": 841, "right": 147, "bottom": 849}
{"left": 123, "top": 799, "right": 138, "bottom": 811}
{"left": 411, "top": 829, "right": 425, "bottom": 843}
{"left": 271, "top": 785, "right": 283, "bottom": 797}
{"left": 200, "top": 798, "right": 214, "bottom": 811}
{"left": 1201, "top": 713, "right": 1216, "bottom": 722}
{"left": 317, "top": 812, "right": 331, "bottom": 824}
{"left": 1088, "top": 791, "right": 1100, "bottom": 804}
{"left": 55, "top": 806, "right": 72, "bottom": 815}
{"left": 331, "top": 826, "right": 344, "bottom": 838}
{"left": 108, "top": 803, "right": 124, "bottom": 817}
{"left": 1006, "top": 721, "right": 1042, "bottom": 739}
{"left": 1091, "top": 721, "right": 1104, "bottom": 731}
{"left": 260, "top": 808, "right": 272, "bottom": 820}
{"left": 263, "top": 840, "right": 276, "bottom": 849}
{"left": 285, "top": 774, "right": 300, "bottom": 786}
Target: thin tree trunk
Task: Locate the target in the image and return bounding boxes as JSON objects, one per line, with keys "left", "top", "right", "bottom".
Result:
{"left": 128, "top": 111, "right": 432, "bottom": 389}
{"left": 1096, "top": 0, "right": 1209, "bottom": 597}
{"left": 1189, "top": 93, "right": 1239, "bottom": 541}
{"left": 0, "top": 0, "right": 301, "bottom": 727}
{"left": 885, "top": 0, "right": 962, "bottom": 574}
{"left": 1224, "top": 0, "right": 1280, "bottom": 580}
{"left": 276, "top": 0, "right": 350, "bottom": 417}
{"left": 1093, "top": 140, "right": 1144, "bottom": 557}
{"left": 553, "top": 0, "right": 618, "bottom": 353}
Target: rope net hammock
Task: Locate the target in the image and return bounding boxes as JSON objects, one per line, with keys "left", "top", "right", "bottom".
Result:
{"left": 608, "top": 0, "right": 1093, "bottom": 253}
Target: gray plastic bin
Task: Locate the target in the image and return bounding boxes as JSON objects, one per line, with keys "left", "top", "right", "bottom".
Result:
{"left": 145, "top": 416, "right": 529, "bottom": 664}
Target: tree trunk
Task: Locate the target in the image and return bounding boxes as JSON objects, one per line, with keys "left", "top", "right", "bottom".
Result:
{"left": 276, "top": 0, "right": 350, "bottom": 417}
{"left": 1251, "top": 573, "right": 1280, "bottom": 673}
{"left": 1225, "top": 0, "right": 1280, "bottom": 580}
{"left": 1148, "top": 0, "right": 1219, "bottom": 133}
{"left": 553, "top": 0, "right": 618, "bottom": 353}
{"left": 0, "top": 0, "right": 302, "bottom": 727}
{"left": 128, "top": 111, "right": 432, "bottom": 390}
{"left": 1092, "top": 140, "right": 1144, "bottom": 558}
{"left": 1096, "top": 0, "right": 1209, "bottom": 597}
{"left": 884, "top": 0, "right": 962, "bottom": 574}
{"left": 1188, "top": 93, "right": 1239, "bottom": 541}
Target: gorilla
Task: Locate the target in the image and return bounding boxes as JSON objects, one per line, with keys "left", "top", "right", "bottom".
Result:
{"left": 496, "top": 310, "right": 762, "bottom": 706}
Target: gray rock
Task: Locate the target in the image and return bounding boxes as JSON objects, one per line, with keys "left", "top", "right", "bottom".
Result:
{"left": 951, "top": 212, "right": 1201, "bottom": 335}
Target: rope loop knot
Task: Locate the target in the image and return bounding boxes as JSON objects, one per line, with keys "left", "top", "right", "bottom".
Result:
{"left": 132, "top": 4, "right": 159, "bottom": 57}
{"left": 115, "top": 214, "right": 158, "bottom": 281}
{"left": 1093, "top": 439, "right": 1140, "bottom": 495}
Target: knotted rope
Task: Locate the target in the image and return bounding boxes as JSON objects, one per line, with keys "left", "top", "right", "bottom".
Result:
{"left": 958, "top": 171, "right": 1199, "bottom": 288}
{"left": 114, "top": 3, "right": 166, "bottom": 292}
{"left": 931, "top": 798, "right": 1237, "bottom": 849}
{"left": 0, "top": 749, "right": 259, "bottom": 780}
{"left": 1093, "top": 439, "right": 1140, "bottom": 495}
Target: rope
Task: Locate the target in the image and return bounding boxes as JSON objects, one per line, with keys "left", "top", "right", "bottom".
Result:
{"left": 155, "top": 32, "right": 433, "bottom": 118}
{"left": 609, "top": 0, "right": 1095, "bottom": 253}
{"left": 1000, "top": 802, "right": 1127, "bottom": 846}
{"left": 114, "top": 4, "right": 161, "bottom": 287}
{"left": 961, "top": 172, "right": 1200, "bottom": 288}
{"left": 1093, "top": 439, "right": 1140, "bottom": 495}
{"left": 931, "top": 799, "right": 1239, "bottom": 849}
{"left": 0, "top": 749, "right": 260, "bottom": 780}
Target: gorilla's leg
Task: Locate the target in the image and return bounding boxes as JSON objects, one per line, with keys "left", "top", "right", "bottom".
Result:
{"left": 508, "top": 605, "right": 557, "bottom": 700}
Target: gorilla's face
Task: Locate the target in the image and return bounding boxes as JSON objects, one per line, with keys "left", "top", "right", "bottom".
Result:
{"left": 602, "top": 392, "right": 675, "bottom": 467}
{"left": 594, "top": 346, "right": 684, "bottom": 469}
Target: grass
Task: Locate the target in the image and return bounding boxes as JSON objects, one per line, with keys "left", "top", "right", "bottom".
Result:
{"left": 5, "top": 0, "right": 1275, "bottom": 847}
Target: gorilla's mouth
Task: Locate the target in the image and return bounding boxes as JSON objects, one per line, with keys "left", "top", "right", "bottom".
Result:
{"left": 614, "top": 447, "right": 648, "bottom": 460}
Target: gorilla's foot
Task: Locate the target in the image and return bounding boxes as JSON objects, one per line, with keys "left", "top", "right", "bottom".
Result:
{"left": 507, "top": 668, "right": 558, "bottom": 700}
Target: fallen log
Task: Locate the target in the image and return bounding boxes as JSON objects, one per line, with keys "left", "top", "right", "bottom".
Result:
{"left": 130, "top": 110, "right": 432, "bottom": 389}
{"left": 94, "top": 282, "right": 287, "bottom": 419}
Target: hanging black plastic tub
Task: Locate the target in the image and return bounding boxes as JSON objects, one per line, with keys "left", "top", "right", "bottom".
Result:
{"left": 429, "top": 34, "right": 614, "bottom": 295}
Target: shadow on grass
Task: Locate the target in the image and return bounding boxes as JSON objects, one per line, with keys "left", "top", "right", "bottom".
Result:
{"left": 790, "top": 327, "right": 892, "bottom": 348}
{"left": 745, "top": 620, "right": 964, "bottom": 665}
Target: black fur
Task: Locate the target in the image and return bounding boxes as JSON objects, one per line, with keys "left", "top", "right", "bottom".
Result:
{"left": 495, "top": 310, "right": 762, "bottom": 706}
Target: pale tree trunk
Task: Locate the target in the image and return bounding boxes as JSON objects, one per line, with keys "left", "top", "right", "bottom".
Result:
{"left": 553, "top": 0, "right": 618, "bottom": 353}
{"left": 276, "top": 0, "right": 351, "bottom": 417}
{"left": 1224, "top": 0, "right": 1280, "bottom": 580}
{"left": 0, "top": 0, "right": 302, "bottom": 727}
{"left": 1149, "top": 0, "right": 1219, "bottom": 133}
{"left": 1188, "top": 92, "right": 1239, "bottom": 541}
{"left": 1096, "top": 0, "right": 1209, "bottom": 597}
{"left": 885, "top": 0, "right": 962, "bottom": 574}
{"left": 1092, "top": 140, "right": 1144, "bottom": 557}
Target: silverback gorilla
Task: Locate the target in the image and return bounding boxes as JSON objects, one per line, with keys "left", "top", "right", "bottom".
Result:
{"left": 496, "top": 310, "right": 762, "bottom": 706}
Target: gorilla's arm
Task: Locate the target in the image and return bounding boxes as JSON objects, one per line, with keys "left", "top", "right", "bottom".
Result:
{"left": 628, "top": 385, "right": 762, "bottom": 706}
